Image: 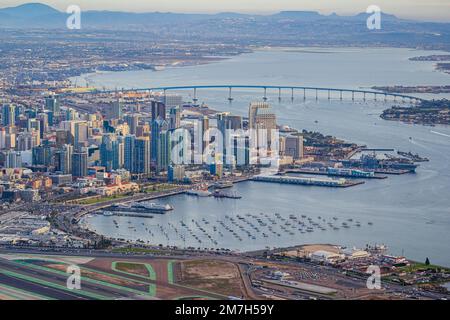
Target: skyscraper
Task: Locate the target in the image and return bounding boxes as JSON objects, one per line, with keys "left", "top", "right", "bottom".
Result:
{"left": 74, "top": 121, "right": 88, "bottom": 148}
{"left": 217, "top": 113, "right": 242, "bottom": 165}
{"left": 135, "top": 137, "right": 151, "bottom": 175}
{"left": 151, "top": 101, "right": 166, "bottom": 121}
{"left": 110, "top": 99, "right": 123, "bottom": 120}
{"left": 248, "top": 102, "right": 276, "bottom": 130}
{"left": 100, "top": 134, "right": 124, "bottom": 172}
{"left": 151, "top": 119, "right": 168, "bottom": 165}
{"left": 169, "top": 106, "right": 181, "bottom": 130}
{"left": 124, "top": 114, "right": 139, "bottom": 135}
{"left": 124, "top": 135, "right": 151, "bottom": 175}
{"left": 55, "top": 144, "right": 73, "bottom": 174}
{"left": 72, "top": 152, "right": 88, "bottom": 178}
{"left": 124, "top": 135, "right": 136, "bottom": 173}
{"left": 285, "top": 135, "right": 304, "bottom": 160}
{"left": 156, "top": 130, "right": 171, "bottom": 173}
{"left": 2, "top": 104, "right": 16, "bottom": 127}
{"left": 45, "top": 95, "right": 60, "bottom": 114}
{"left": 4, "top": 150, "right": 22, "bottom": 168}
{"left": 32, "top": 145, "right": 53, "bottom": 166}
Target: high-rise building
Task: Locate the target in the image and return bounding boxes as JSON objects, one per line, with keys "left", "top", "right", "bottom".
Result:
{"left": 168, "top": 165, "right": 185, "bottom": 182}
{"left": 45, "top": 95, "right": 60, "bottom": 114}
{"left": 156, "top": 130, "right": 171, "bottom": 173}
{"left": 169, "top": 106, "right": 181, "bottom": 130}
{"left": 248, "top": 102, "right": 276, "bottom": 130}
{"left": 151, "top": 101, "right": 166, "bottom": 121}
{"left": 201, "top": 116, "right": 210, "bottom": 153}
{"left": 110, "top": 99, "right": 123, "bottom": 119}
{"left": 124, "top": 134, "right": 136, "bottom": 173}
{"left": 217, "top": 113, "right": 242, "bottom": 165}
{"left": 17, "top": 131, "right": 39, "bottom": 151}
{"left": 65, "top": 108, "right": 78, "bottom": 121}
{"left": 248, "top": 102, "right": 277, "bottom": 157}
{"left": 151, "top": 119, "right": 168, "bottom": 164}
{"left": 56, "top": 130, "right": 71, "bottom": 147}
{"left": 285, "top": 135, "right": 304, "bottom": 160}
{"left": 135, "top": 137, "right": 151, "bottom": 175}
{"left": 74, "top": 121, "right": 88, "bottom": 148}
{"left": 124, "top": 114, "right": 139, "bottom": 134}
{"left": 4, "top": 150, "right": 22, "bottom": 168}
{"left": 100, "top": 134, "right": 123, "bottom": 172}
{"left": 32, "top": 145, "right": 53, "bottom": 166}
{"left": 0, "top": 128, "right": 6, "bottom": 149}
{"left": 27, "top": 118, "right": 41, "bottom": 133}
{"left": 124, "top": 135, "right": 151, "bottom": 175}
{"left": 36, "top": 113, "right": 48, "bottom": 138}
{"left": 72, "top": 152, "right": 88, "bottom": 178}
{"left": 2, "top": 104, "right": 16, "bottom": 127}
{"left": 55, "top": 144, "right": 73, "bottom": 174}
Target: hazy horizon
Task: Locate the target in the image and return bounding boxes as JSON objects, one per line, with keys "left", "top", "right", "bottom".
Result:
{"left": 1, "top": 0, "right": 449, "bottom": 22}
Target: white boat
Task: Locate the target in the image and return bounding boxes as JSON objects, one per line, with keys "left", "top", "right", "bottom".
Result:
{"left": 153, "top": 65, "right": 165, "bottom": 71}
{"left": 186, "top": 189, "right": 211, "bottom": 197}
{"left": 103, "top": 211, "right": 114, "bottom": 216}
{"left": 132, "top": 202, "right": 174, "bottom": 213}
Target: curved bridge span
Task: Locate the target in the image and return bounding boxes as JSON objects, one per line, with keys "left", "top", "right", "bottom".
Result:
{"left": 65, "top": 85, "right": 424, "bottom": 103}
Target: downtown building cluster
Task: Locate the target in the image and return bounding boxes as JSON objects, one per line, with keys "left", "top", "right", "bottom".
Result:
{"left": 0, "top": 93, "right": 305, "bottom": 204}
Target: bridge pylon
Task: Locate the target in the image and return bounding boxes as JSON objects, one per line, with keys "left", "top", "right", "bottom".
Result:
{"left": 228, "top": 87, "right": 233, "bottom": 102}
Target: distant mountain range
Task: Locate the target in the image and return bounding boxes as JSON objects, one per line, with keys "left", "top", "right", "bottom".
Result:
{"left": 0, "top": 3, "right": 412, "bottom": 28}
{"left": 1, "top": 3, "right": 449, "bottom": 50}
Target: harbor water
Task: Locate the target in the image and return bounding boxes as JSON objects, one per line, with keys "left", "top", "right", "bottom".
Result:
{"left": 78, "top": 47, "right": 450, "bottom": 266}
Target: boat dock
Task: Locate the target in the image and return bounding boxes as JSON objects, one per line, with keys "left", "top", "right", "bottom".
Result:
{"left": 252, "top": 175, "right": 365, "bottom": 188}
{"left": 284, "top": 169, "right": 388, "bottom": 179}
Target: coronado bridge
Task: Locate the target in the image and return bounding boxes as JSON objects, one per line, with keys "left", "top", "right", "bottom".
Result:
{"left": 63, "top": 84, "right": 425, "bottom": 103}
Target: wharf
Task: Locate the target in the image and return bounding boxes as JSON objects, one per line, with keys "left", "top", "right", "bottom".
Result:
{"left": 284, "top": 169, "right": 387, "bottom": 179}
{"left": 252, "top": 175, "right": 365, "bottom": 188}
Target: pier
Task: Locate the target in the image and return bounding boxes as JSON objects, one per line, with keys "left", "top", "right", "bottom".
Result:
{"left": 284, "top": 169, "right": 388, "bottom": 179}
{"left": 252, "top": 175, "right": 365, "bottom": 188}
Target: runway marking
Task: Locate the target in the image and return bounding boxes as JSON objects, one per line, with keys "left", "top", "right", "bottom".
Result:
{"left": 0, "top": 283, "right": 53, "bottom": 300}
{"left": 0, "top": 269, "right": 107, "bottom": 300}
{"left": 14, "top": 259, "right": 155, "bottom": 297}
{"left": 430, "top": 130, "right": 450, "bottom": 138}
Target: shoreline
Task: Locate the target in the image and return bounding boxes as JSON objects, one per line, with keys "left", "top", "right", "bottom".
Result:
{"left": 70, "top": 45, "right": 450, "bottom": 90}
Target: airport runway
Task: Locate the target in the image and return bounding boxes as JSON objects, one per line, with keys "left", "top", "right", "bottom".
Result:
{"left": 0, "top": 257, "right": 136, "bottom": 300}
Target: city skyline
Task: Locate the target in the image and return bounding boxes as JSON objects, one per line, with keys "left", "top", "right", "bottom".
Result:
{"left": 0, "top": 0, "right": 449, "bottom": 303}
{"left": 0, "top": 0, "right": 450, "bottom": 21}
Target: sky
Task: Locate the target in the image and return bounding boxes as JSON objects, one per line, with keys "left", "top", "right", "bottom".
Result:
{"left": 2, "top": 0, "right": 450, "bottom": 21}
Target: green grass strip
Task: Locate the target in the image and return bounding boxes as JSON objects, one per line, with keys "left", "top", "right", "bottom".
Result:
{"left": 167, "top": 261, "right": 175, "bottom": 284}
{"left": 111, "top": 261, "right": 156, "bottom": 280}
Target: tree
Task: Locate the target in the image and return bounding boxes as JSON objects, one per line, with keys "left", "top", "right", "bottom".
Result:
{"left": 425, "top": 257, "right": 430, "bottom": 265}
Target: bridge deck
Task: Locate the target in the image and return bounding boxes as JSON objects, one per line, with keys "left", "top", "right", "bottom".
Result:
{"left": 62, "top": 85, "right": 424, "bottom": 101}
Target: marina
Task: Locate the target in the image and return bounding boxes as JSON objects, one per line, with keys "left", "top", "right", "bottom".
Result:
{"left": 85, "top": 198, "right": 376, "bottom": 251}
